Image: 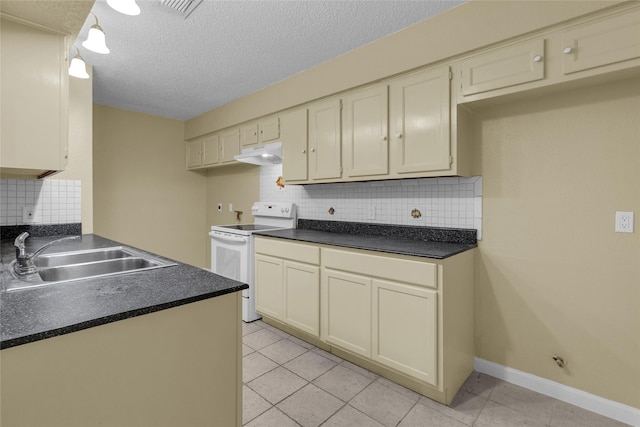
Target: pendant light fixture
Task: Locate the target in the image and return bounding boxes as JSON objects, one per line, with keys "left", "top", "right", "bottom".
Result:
{"left": 106, "top": 0, "right": 141, "bottom": 16}
{"left": 68, "top": 47, "right": 90, "bottom": 79}
{"left": 82, "top": 13, "right": 110, "bottom": 54}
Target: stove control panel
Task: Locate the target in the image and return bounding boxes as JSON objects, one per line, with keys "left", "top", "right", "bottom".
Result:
{"left": 251, "top": 202, "right": 296, "bottom": 219}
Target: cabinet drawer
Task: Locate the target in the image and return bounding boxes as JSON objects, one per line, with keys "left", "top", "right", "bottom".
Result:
{"left": 322, "top": 248, "right": 437, "bottom": 289}
{"left": 561, "top": 9, "right": 640, "bottom": 75}
{"left": 255, "top": 238, "right": 320, "bottom": 265}
{"left": 460, "top": 38, "right": 545, "bottom": 96}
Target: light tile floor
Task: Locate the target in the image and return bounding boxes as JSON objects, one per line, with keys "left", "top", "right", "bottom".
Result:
{"left": 242, "top": 320, "right": 629, "bottom": 427}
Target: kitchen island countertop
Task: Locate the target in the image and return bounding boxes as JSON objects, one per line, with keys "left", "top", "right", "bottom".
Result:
{"left": 0, "top": 234, "right": 247, "bottom": 349}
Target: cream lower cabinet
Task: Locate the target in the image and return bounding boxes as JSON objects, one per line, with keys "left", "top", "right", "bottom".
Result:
{"left": 255, "top": 237, "right": 320, "bottom": 337}
{"left": 372, "top": 279, "right": 438, "bottom": 385}
{"left": 321, "top": 245, "right": 473, "bottom": 405}
{"left": 322, "top": 269, "right": 372, "bottom": 357}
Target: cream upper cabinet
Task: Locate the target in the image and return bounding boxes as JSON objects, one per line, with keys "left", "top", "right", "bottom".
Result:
{"left": 281, "top": 108, "right": 309, "bottom": 183}
{"left": 342, "top": 85, "right": 389, "bottom": 178}
{"left": 186, "top": 139, "right": 203, "bottom": 169}
{"left": 308, "top": 98, "right": 342, "bottom": 181}
{"left": 389, "top": 67, "right": 452, "bottom": 175}
{"left": 1, "top": 18, "right": 69, "bottom": 178}
{"left": 219, "top": 128, "right": 240, "bottom": 163}
{"left": 255, "top": 238, "right": 320, "bottom": 337}
{"left": 459, "top": 38, "right": 545, "bottom": 96}
{"left": 186, "top": 134, "right": 219, "bottom": 169}
{"left": 202, "top": 134, "right": 220, "bottom": 166}
{"left": 561, "top": 8, "right": 640, "bottom": 75}
{"left": 241, "top": 117, "right": 280, "bottom": 147}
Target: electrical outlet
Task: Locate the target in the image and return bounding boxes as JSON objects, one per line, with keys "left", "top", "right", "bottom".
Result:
{"left": 22, "top": 205, "right": 37, "bottom": 223}
{"left": 615, "top": 211, "right": 634, "bottom": 233}
{"left": 228, "top": 203, "right": 233, "bottom": 212}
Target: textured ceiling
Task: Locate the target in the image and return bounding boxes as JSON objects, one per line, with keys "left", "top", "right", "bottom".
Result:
{"left": 76, "top": 0, "right": 467, "bottom": 121}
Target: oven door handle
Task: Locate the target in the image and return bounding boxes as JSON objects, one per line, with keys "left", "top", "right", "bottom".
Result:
{"left": 209, "top": 232, "right": 249, "bottom": 244}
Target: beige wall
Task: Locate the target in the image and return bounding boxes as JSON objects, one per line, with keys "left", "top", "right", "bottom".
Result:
{"left": 204, "top": 164, "right": 260, "bottom": 264}
{"left": 185, "top": 1, "right": 618, "bottom": 139}
{"left": 56, "top": 67, "right": 94, "bottom": 233}
{"left": 470, "top": 77, "right": 640, "bottom": 407}
{"left": 93, "top": 105, "right": 207, "bottom": 267}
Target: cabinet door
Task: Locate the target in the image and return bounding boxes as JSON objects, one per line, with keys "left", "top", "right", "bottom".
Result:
{"left": 1, "top": 18, "right": 68, "bottom": 172}
{"left": 390, "top": 67, "right": 452, "bottom": 174}
{"left": 342, "top": 85, "right": 389, "bottom": 177}
{"left": 186, "top": 139, "right": 202, "bottom": 169}
{"left": 202, "top": 134, "right": 220, "bottom": 166}
{"left": 281, "top": 108, "right": 309, "bottom": 182}
{"left": 372, "top": 280, "right": 438, "bottom": 386}
{"left": 561, "top": 9, "right": 640, "bottom": 75}
{"left": 255, "top": 254, "right": 284, "bottom": 320}
{"left": 240, "top": 124, "right": 258, "bottom": 147}
{"left": 459, "top": 39, "right": 544, "bottom": 96}
{"left": 308, "top": 98, "right": 342, "bottom": 181}
{"left": 321, "top": 269, "right": 371, "bottom": 357}
{"left": 220, "top": 129, "right": 240, "bottom": 163}
{"left": 259, "top": 117, "right": 280, "bottom": 143}
{"left": 284, "top": 261, "right": 319, "bottom": 336}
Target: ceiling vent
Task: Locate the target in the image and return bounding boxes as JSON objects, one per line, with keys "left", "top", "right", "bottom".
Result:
{"left": 155, "top": 0, "right": 203, "bottom": 19}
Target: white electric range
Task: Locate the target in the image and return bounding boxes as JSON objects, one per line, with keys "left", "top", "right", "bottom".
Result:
{"left": 209, "top": 202, "right": 297, "bottom": 322}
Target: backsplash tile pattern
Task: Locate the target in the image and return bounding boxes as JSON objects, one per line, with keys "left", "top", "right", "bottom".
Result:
{"left": 0, "top": 179, "right": 82, "bottom": 226}
{"left": 259, "top": 165, "right": 483, "bottom": 239}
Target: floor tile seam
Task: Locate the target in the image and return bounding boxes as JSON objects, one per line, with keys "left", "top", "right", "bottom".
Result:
{"left": 316, "top": 401, "right": 351, "bottom": 427}
{"left": 241, "top": 399, "right": 274, "bottom": 426}
{"left": 257, "top": 345, "right": 312, "bottom": 366}
{"left": 371, "top": 376, "right": 421, "bottom": 405}
{"left": 247, "top": 336, "right": 287, "bottom": 352}
{"left": 245, "top": 375, "right": 309, "bottom": 407}
{"left": 243, "top": 362, "right": 280, "bottom": 384}
{"left": 477, "top": 399, "right": 552, "bottom": 427}
{"left": 468, "top": 393, "right": 490, "bottom": 427}
{"left": 309, "top": 373, "right": 372, "bottom": 404}
{"left": 269, "top": 405, "right": 304, "bottom": 427}
{"left": 487, "top": 393, "right": 555, "bottom": 425}
{"left": 395, "top": 398, "right": 423, "bottom": 427}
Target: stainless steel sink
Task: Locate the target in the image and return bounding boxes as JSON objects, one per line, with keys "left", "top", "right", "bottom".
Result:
{"left": 38, "top": 257, "right": 162, "bottom": 282}
{"left": 34, "top": 247, "right": 133, "bottom": 268}
{"left": 6, "top": 246, "right": 177, "bottom": 291}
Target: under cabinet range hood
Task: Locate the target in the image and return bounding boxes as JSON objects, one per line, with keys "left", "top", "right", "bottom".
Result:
{"left": 234, "top": 142, "right": 282, "bottom": 165}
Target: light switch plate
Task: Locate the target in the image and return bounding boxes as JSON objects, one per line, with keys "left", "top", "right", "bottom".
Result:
{"left": 615, "top": 211, "right": 634, "bottom": 233}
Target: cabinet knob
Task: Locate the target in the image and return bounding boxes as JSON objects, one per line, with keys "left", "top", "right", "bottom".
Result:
{"left": 533, "top": 55, "right": 542, "bottom": 62}
{"left": 253, "top": 131, "right": 257, "bottom": 136}
{"left": 381, "top": 136, "right": 387, "bottom": 141}
{"left": 310, "top": 148, "right": 316, "bottom": 153}
{"left": 563, "top": 47, "right": 573, "bottom": 54}
{"left": 395, "top": 133, "right": 403, "bottom": 139}
{"left": 301, "top": 149, "right": 306, "bottom": 154}
{"left": 260, "top": 130, "right": 264, "bottom": 134}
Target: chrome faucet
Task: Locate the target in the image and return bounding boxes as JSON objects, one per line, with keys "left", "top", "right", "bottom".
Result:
{"left": 13, "top": 232, "right": 80, "bottom": 276}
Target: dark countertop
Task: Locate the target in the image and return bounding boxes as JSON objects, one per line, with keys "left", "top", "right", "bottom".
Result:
{"left": 0, "top": 234, "right": 247, "bottom": 350}
{"left": 254, "top": 220, "right": 477, "bottom": 259}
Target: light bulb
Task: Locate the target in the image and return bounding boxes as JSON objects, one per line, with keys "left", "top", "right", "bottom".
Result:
{"left": 69, "top": 54, "right": 89, "bottom": 79}
{"left": 106, "top": 0, "right": 141, "bottom": 16}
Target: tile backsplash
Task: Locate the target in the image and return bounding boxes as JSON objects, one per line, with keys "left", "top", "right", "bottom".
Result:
{"left": 0, "top": 179, "right": 81, "bottom": 226}
{"left": 259, "top": 165, "right": 483, "bottom": 239}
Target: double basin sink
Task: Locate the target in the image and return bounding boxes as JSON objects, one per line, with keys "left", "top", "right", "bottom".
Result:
{"left": 6, "top": 246, "right": 177, "bottom": 291}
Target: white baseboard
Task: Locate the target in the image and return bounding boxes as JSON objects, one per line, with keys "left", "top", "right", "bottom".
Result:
{"left": 474, "top": 357, "right": 640, "bottom": 427}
